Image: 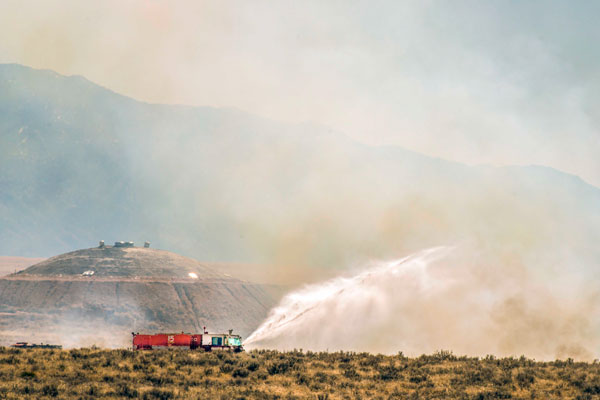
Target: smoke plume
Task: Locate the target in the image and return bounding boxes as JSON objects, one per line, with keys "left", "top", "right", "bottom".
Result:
{"left": 246, "top": 246, "right": 599, "bottom": 360}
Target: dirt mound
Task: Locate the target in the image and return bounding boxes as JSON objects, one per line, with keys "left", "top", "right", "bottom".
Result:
{"left": 18, "top": 247, "right": 225, "bottom": 279}
{"left": 0, "top": 247, "right": 285, "bottom": 347}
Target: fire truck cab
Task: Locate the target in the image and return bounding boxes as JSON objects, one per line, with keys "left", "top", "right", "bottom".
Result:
{"left": 201, "top": 331, "right": 243, "bottom": 351}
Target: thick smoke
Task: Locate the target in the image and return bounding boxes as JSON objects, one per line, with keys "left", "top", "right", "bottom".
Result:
{"left": 0, "top": 314, "right": 133, "bottom": 349}
{"left": 0, "top": 298, "right": 140, "bottom": 349}
{"left": 2, "top": 1, "right": 600, "bottom": 187}
{"left": 246, "top": 246, "right": 600, "bottom": 360}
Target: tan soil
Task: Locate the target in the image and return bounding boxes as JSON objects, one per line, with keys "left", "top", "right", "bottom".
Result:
{"left": 0, "top": 247, "right": 287, "bottom": 347}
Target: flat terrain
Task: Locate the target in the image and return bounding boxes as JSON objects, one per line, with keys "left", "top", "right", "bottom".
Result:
{"left": 0, "top": 348, "right": 598, "bottom": 399}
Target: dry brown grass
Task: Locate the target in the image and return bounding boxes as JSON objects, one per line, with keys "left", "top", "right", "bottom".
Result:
{"left": 0, "top": 347, "right": 599, "bottom": 399}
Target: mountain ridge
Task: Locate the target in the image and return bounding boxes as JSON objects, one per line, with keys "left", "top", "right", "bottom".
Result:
{"left": 2, "top": 62, "right": 596, "bottom": 192}
{"left": 1, "top": 63, "right": 599, "bottom": 287}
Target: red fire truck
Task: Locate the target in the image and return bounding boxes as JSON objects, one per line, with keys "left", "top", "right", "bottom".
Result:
{"left": 132, "top": 328, "right": 243, "bottom": 351}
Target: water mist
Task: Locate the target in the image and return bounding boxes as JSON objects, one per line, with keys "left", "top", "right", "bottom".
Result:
{"left": 245, "top": 246, "right": 599, "bottom": 360}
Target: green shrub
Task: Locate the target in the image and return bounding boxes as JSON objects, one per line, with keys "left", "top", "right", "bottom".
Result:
{"left": 516, "top": 369, "right": 535, "bottom": 388}
{"left": 42, "top": 383, "right": 59, "bottom": 397}
{"left": 246, "top": 361, "right": 260, "bottom": 371}
{"left": 19, "top": 370, "right": 35, "bottom": 379}
{"left": 232, "top": 368, "right": 249, "bottom": 378}
{"left": 143, "top": 388, "right": 175, "bottom": 400}
{"left": 267, "top": 360, "right": 292, "bottom": 375}
{"left": 117, "top": 383, "right": 139, "bottom": 398}
{"left": 378, "top": 364, "right": 402, "bottom": 381}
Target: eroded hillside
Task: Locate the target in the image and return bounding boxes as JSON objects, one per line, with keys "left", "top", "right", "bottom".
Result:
{"left": 0, "top": 246, "right": 285, "bottom": 347}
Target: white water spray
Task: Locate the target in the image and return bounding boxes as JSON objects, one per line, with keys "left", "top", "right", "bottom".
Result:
{"left": 245, "top": 246, "right": 600, "bottom": 359}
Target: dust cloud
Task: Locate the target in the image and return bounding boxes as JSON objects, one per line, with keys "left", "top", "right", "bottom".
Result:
{"left": 246, "top": 246, "right": 599, "bottom": 360}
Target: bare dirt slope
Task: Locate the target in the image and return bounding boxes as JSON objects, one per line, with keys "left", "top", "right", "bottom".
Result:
{"left": 0, "top": 247, "right": 286, "bottom": 347}
{"left": 19, "top": 247, "right": 225, "bottom": 278}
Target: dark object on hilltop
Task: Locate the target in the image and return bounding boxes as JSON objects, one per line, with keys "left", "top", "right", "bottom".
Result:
{"left": 100, "top": 240, "right": 150, "bottom": 249}
{"left": 114, "top": 241, "right": 134, "bottom": 248}
{"left": 10, "top": 342, "right": 62, "bottom": 349}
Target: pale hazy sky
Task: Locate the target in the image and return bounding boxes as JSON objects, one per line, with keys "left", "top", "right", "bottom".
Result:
{"left": 1, "top": 0, "right": 599, "bottom": 186}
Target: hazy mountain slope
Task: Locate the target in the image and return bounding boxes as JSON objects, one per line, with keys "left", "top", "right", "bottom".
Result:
{"left": 1, "top": 63, "right": 599, "bottom": 284}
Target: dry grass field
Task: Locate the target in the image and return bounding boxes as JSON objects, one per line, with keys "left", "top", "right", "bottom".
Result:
{"left": 0, "top": 347, "right": 599, "bottom": 399}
